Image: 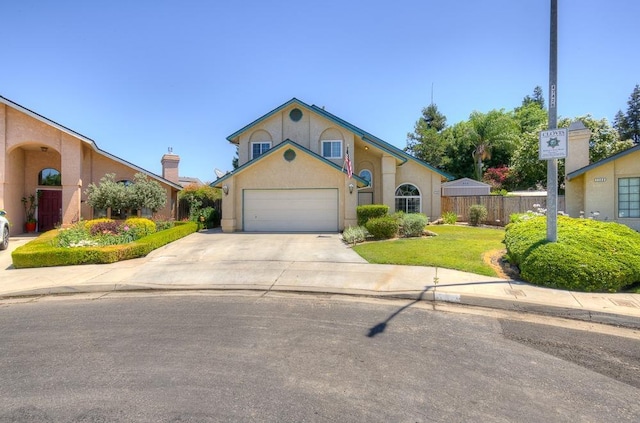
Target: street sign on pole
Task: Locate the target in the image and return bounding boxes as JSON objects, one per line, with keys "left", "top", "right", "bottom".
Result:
{"left": 539, "top": 128, "right": 567, "bottom": 160}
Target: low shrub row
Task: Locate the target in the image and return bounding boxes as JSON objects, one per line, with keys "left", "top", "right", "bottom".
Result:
{"left": 504, "top": 215, "right": 640, "bottom": 292}
{"left": 345, "top": 205, "right": 429, "bottom": 243}
{"left": 12, "top": 221, "right": 197, "bottom": 268}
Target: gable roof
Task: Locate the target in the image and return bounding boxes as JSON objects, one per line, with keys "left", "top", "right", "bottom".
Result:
{"left": 210, "top": 139, "right": 369, "bottom": 187}
{"left": 0, "top": 95, "right": 183, "bottom": 190}
{"left": 226, "top": 98, "right": 453, "bottom": 180}
{"left": 442, "top": 177, "right": 491, "bottom": 188}
{"left": 566, "top": 144, "right": 640, "bottom": 180}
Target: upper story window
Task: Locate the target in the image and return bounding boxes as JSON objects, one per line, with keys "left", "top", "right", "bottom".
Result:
{"left": 39, "top": 168, "right": 61, "bottom": 186}
{"left": 322, "top": 140, "right": 342, "bottom": 159}
{"left": 618, "top": 177, "right": 640, "bottom": 218}
{"left": 251, "top": 142, "right": 271, "bottom": 160}
{"left": 359, "top": 169, "right": 372, "bottom": 188}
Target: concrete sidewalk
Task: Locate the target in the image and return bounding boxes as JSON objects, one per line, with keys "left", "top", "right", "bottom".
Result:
{"left": 1, "top": 231, "right": 639, "bottom": 328}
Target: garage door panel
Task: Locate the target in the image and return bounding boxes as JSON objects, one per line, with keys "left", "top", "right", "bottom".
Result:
{"left": 244, "top": 189, "right": 338, "bottom": 232}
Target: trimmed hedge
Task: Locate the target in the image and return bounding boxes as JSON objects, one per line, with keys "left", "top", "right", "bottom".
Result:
{"left": 365, "top": 216, "right": 399, "bottom": 239}
{"left": 357, "top": 204, "right": 389, "bottom": 226}
{"left": 505, "top": 215, "right": 640, "bottom": 292}
{"left": 11, "top": 221, "right": 197, "bottom": 269}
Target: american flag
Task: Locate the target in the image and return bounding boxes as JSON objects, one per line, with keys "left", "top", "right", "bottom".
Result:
{"left": 343, "top": 146, "right": 353, "bottom": 179}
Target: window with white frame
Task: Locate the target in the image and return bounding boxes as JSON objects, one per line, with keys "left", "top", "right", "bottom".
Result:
{"left": 618, "top": 177, "right": 640, "bottom": 218}
{"left": 251, "top": 142, "right": 271, "bottom": 160}
{"left": 395, "top": 184, "right": 421, "bottom": 213}
{"left": 359, "top": 169, "right": 373, "bottom": 188}
{"left": 322, "top": 140, "right": 342, "bottom": 159}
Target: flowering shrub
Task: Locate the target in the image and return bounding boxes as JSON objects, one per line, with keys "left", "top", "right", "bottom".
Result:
{"left": 57, "top": 217, "right": 161, "bottom": 247}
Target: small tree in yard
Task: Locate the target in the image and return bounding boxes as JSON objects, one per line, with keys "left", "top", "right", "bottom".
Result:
{"left": 85, "top": 173, "right": 127, "bottom": 213}
{"left": 86, "top": 172, "right": 166, "bottom": 217}
{"left": 127, "top": 173, "right": 167, "bottom": 214}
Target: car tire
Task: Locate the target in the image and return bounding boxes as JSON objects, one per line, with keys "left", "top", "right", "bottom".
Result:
{"left": 0, "top": 225, "right": 8, "bottom": 250}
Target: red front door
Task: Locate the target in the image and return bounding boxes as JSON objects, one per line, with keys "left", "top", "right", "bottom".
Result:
{"left": 38, "top": 190, "right": 62, "bottom": 232}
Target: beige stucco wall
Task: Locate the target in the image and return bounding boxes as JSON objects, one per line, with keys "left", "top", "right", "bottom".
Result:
{"left": 396, "top": 160, "right": 442, "bottom": 220}
{"left": 582, "top": 162, "right": 616, "bottom": 221}
{"left": 569, "top": 149, "right": 640, "bottom": 231}
{"left": 221, "top": 144, "right": 355, "bottom": 232}
{"left": 1, "top": 103, "right": 178, "bottom": 235}
{"left": 237, "top": 105, "right": 354, "bottom": 169}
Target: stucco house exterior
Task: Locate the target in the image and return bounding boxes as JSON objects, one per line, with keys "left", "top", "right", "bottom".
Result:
{"left": 565, "top": 120, "right": 640, "bottom": 231}
{"left": 0, "top": 95, "right": 182, "bottom": 236}
{"left": 212, "top": 98, "right": 451, "bottom": 232}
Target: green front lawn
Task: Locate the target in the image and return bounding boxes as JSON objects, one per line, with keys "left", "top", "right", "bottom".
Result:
{"left": 352, "top": 225, "right": 505, "bottom": 277}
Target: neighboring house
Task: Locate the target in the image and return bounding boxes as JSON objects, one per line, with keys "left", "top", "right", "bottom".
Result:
{"left": 211, "top": 98, "right": 452, "bottom": 232}
{"left": 442, "top": 178, "right": 491, "bottom": 196}
{"left": 565, "top": 120, "right": 640, "bottom": 231}
{"left": 178, "top": 176, "right": 205, "bottom": 187}
{"left": 0, "top": 95, "right": 182, "bottom": 236}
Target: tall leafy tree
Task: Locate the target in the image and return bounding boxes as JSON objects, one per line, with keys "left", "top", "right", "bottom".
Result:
{"left": 522, "top": 86, "right": 545, "bottom": 109}
{"left": 405, "top": 103, "right": 447, "bottom": 167}
{"left": 559, "top": 115, "right": 633, "bottom": 163}
{"left": 509, "top": 100, "right": 548, "bottom": 189}
{"left": 465, "top": 110, "right": 519, "bottom": 181}
{"left": 615, "top": 84, "right": 640, "bottom": 144}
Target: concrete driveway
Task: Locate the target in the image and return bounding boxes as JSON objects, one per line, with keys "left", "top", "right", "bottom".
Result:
{"left": 150, "top": 231, "right": 367, "bottom": 264}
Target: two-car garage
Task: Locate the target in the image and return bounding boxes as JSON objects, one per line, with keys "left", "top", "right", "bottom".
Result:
{"left": 243, "top": 189, "right": 339, "bottom": 232}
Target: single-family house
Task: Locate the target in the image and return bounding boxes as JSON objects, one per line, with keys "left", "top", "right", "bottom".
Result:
{"left": 565, "top": 120, "right": 640, "bottom": 231}
{"left": 0, "top": 95, "right": 182, "bottom": 235}
{"left": 211, "top": 98, "right": 451, "bottom": 232}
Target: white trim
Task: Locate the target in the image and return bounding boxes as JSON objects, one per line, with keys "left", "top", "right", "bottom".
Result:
{"left": 250, "top": 141, "right": 272, "bottom": 160}
{"left": 321, "top": 140, "right": 343, "bottom": 159}
{"left": 358, "top": 169, "right": 373, "bottom": 189}
{"left": 394, "top": 183, "right": 422, "bottom": 213}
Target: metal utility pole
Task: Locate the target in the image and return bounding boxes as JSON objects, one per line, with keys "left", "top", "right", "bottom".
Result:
{"left": 547, "top": 0, "right": 558, "bottom": 242}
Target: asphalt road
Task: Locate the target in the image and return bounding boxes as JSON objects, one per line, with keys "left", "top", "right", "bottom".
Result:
{"left": 0, "top": 292, "right": 638, "bottom": 422}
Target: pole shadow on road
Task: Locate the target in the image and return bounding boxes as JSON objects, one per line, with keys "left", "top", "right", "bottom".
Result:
{"left": 367, "top": 287, "right": 429, "bottom": 338}
{"left": 366, "top": 279, "right": 511, "bottom": 338}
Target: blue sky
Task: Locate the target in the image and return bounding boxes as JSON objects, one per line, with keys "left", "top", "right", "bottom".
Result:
{"left": 2, "top": 1, "right": 638, "bottom": 183}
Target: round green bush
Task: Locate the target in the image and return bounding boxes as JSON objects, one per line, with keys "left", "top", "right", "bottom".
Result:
{"left": 401, "top": 213, "right": 429, "bottom": 237}
{"left": 365, "top": 216, "right": 399, "bottom": 239}
{"left": 357, "top": 204, "right": 389, "bottom": 226}
{"left": 469, "top": 204, "right": 488, "bottom": 226}
{"left": 124, "top": 217, "right": 156, "bottom": 238}
{"left": 505, "top": 215, "right": 640, "bottom": 292}
{"left": 520, "top": 242, "right": 635, "bottom": 292}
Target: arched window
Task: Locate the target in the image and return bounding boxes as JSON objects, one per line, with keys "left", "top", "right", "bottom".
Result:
{"left": 359, "top": 169, "right": 372, "bottom": 188}
{"left": 39, "top": 168, "right": 61, "bottom": 186}
{"left": 395, "top": 184, "right": 421, "bottom": 213}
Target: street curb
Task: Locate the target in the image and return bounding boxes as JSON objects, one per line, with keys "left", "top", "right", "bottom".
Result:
{"left": 2, "top": 283, "right": 639, "bottom": 329}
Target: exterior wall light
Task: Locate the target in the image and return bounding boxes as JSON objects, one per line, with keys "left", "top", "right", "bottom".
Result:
{"left": 222, "top": 185, "right": 229, "bottom": 195}
{"left": 348, "top": 183, "right": 354, "bottom": 194}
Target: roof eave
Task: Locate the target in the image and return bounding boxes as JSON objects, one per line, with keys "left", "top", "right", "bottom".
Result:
{"left": 0, "top": 95, "right": 182, "bottom": 191}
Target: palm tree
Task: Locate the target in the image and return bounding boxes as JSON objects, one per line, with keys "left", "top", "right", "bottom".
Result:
{"left": 466, "top": 110, "right": 518, "bottom": 181}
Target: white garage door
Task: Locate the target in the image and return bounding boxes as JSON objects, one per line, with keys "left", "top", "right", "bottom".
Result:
{"left": 244, "top": 189, "right": 339, "bottom": 232}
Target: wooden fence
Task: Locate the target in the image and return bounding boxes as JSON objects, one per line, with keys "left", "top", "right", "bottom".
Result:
{"left": 441, "top": 195, "right": 565, "bottom": 226}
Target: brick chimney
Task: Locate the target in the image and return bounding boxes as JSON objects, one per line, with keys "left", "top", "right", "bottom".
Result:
{"left": 161, "top": 148, "right": 180, "bottom": 184}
